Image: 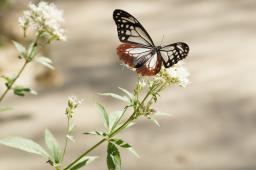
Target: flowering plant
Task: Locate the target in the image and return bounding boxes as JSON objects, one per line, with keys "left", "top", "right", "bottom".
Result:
{"left": 0, "top": 2, "right": 190, "bottom": 170}
{"left": 0, "top": 1, "right": 65, "bottom": 103}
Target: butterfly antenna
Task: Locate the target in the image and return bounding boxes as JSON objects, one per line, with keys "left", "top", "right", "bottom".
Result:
{"left": 160, "top": 34, "right": 165, "bottom": 46}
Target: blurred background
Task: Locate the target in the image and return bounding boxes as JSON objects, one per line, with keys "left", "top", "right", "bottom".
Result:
{"left": 1, "top": 0, "right": 256, "bottom": 169}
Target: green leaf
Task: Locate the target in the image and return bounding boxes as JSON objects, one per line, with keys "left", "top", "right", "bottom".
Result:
{"left": 27, "top": 42, "right": 37, "bottom": 61}
{"left": 66, "top": 135, "right": 75, "bottom": 142}
{"left": 114, "top": 121, "right": 135, "bottom": 131}
{"left": 13, "top": 86, "right": 37, "bottom": 97}
{"left": 12, "top": 41, "right": 26, "bottom": 58}
{"left": 124, "top": 122, "right": 135, "bottom": 130}
{"left": 99, "top": 93, "right": 130, "bottom": 103}
{"left": 67, "top": 156, "right": 97, "bottom": 170}
{"left": 111, "top": 139, "right": 139, "bottom": 158}
{"left": 96, "top": 103, "right": 109, "bottom": 129}
{"left": 0, "top": 137, "right": 49, "bottom": 159}
{"left": 1, "top": 75, "right": 14, "bottom": 89}
{"left": 118, "top": 87, "right": 134, "bottom": 101}
{"left": 68, "top": 124, "right": 76, "bottom": 134}
{"left": 148, "top": 116, "right": 160, "bottom": 127}
{"left": 109, "top": 110, "right": 125, "bottom": 132}
{"left": 36, "top": 56, "right": 55, "bottom": 70}
{"left": 44, "top": 129, "right": 61, "bottom": 164}
{"left": 83, "top": 131, "right": 106, "bottom": 137}
{"left": 107, "top": 142, "right": 121, "bottom": 170}
{"left": 154, "top": 111, "right": 171, "bottom": 117}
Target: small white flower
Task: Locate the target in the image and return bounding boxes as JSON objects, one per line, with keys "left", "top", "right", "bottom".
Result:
{"left": 138, "top": 78, "right": 147, "bottom": 88}
{"left": 19, "top": 1, "right": 66, "bottom": 41}
{"left": 68, "top": 96, "right": 84, "bottom": 106}
{"left": 166, "top": 61, "right": 190, "bottom": 87}
{"left": 18, "top": 16, "right": 28, "bottom": 28}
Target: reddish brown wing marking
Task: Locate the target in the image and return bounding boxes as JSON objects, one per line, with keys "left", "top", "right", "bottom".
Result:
{"left": 117, "top": 43, "right": 162, "bottom": 76}
{"left": 117, "top": 43, "right": 137, "bottom": 68}
{"left": 136, "top": 57, "right": 162, "bottom": 76}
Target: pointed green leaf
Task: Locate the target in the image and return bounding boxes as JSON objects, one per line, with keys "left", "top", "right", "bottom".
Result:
{"left": 154, "top": 111, "right": 171, "bottom": 117}
{"left": 66, "top": 135, "right": 75, "bottom": 142}
{"left": 44, "top": 129, "right": 61, "bottom": 164}
{"left": 12, "top": 41, "right": 26, "bottom": 57}
{"left": 0, "top": 137, "right": 49, "bottom": 159}
{"left": 99, "top": 93, "right": 130, "bottom": 103}
{"left": 26, "top": 42, "right": 37, "bottom": 61}
{"left": 111, "top": 139, "right": 139, "bottom": 158}
{"left": 107, "top": 142, "right": 121, "bottom": 170}
{"left": 109, "top": 110, "right": 125, "bottom": 132}
{"left": 1, "top": 75, "right": 14, "bottom": 89}
{"left": 125, "top": 122, "right": 135, "bottom": 129}
{"left": 13, "top": 86, "right": 37, "bottom": 97}
{"left": 67, "top": 156, "right": 97, "bottom": 170}
{"left": 118, "top": 87, "right": 134, "bottom": 101}
{"left": 96, "top": 103, "right": 109, "bottom": 129}
{"left": 148, "top": 116, "right": 160, "bottom": 127}
{"left": 68, "top": 124, "right": 76, "bottom": 134}
{"left": 83, "top": 131, "right": 106, "bottom": 137}
{"left": 36, "top": 56, "right": 55, "bottom": 70}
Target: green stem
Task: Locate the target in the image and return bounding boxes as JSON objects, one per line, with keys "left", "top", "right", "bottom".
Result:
{"left": 0, "top": 32, "right": 42, "bottom": 103}
{"left": 64, "top": 86, "right": 153, "bottom": 170}
{"left": 0, "top": 60, "right": 29, "bottom": 103}
{"left": 63, "top": 138, "right": 106, "bottom": 170}
{"left": 61, "top": 117, "right": 70, "bottom": 164}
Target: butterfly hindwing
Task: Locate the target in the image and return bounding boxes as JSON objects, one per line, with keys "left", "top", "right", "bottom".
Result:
{"left": 159, "top": 42, "right": 189, "bottom": 68}
{"left": 117, "top": 43, "right": 162, "bottom": 76}
{"left": 113, "top": 9, "right": 154, "bottom": 47}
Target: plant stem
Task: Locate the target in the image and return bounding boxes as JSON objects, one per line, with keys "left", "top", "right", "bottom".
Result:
{"left": 61, "top": 117, "right": 70, "bottom": 164}
{"left": 63, "top": 138, "right": 106, "bottom": 170}
{"left": 0, "top": 60, "right": 29, "bottom": 103}
{"left": 0, "top": 32, "right": 42, "bottom": 103}
{"left": 64, "top": 86, "right": 154, "bottom": 170}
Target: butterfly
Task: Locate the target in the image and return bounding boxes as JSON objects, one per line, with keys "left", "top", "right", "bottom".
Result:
{"left": 113, "top": 9, "right": 190, "bottom": 76}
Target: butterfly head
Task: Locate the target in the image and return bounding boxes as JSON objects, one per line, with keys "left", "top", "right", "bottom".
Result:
{"left": 155, "top": 46, "right": 162, "bottom": 52}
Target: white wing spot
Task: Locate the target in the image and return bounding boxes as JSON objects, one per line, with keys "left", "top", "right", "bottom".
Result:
{"left": 126, "top": 30, "right": 131, "bottom": 35}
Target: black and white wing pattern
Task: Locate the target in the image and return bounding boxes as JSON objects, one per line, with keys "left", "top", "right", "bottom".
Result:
{"left": 117, "top": 43, "right": 162, "bottom": 76}
{"left": 113, "top": 9, "right": 154, "bottom": 47}
{"left": 113, "top": 9, "right": 190, "bottom": 76}
{"left": 159, "top": 42, "right": 189, "bottom": 68}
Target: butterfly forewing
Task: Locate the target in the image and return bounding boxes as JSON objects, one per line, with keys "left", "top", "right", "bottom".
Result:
{"left": 113, "top": 9, "right": 154, "bottom": 47}
{"left": 160, "top": 42, "right": 189, "bottom": 68}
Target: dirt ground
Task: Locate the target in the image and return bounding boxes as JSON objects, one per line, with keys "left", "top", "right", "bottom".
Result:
{"left": 1, "top": 0, "right": 256, "bottom": 170}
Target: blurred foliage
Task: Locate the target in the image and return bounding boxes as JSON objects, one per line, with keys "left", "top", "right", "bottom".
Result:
{"left": 0, "top": 0, "right": 12, "bottom": 47}
{"left": 0, "top": 0, "right": 10, "bottom": 9}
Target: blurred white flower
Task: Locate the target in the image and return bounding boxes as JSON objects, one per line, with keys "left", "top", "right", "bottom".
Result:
{"left": 68, "top": 96, "right": 84, "bottom": 107}
{"left": 166, "top": 61, "right": 190, "bottom": 87}
{"left": 18, "top": 1, "right": 66, "bottom": 41}
{"left": 138, "top": 78, "right": 147, "bottom": 88}
{"left": 66, "top": 96, "right": 84, "bottom": 118}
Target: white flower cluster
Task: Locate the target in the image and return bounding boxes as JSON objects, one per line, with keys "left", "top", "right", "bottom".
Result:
{"left": 165, "top": 61, "right": 190, "bottom": 87}
{"left": 18, "top": 1, "right": 66, "bottom": 41}
{"left": 66, "top": 96, "right": 84, "bottom": 118}
{"left": 68, "top": 96, "right": 84, "bottom": 107}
